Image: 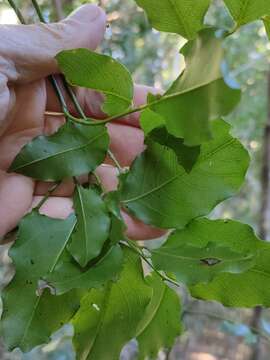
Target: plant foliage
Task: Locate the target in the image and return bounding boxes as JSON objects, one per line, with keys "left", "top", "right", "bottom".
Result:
{"left": 3, "top": 0, "right": 270, "bottom": 359}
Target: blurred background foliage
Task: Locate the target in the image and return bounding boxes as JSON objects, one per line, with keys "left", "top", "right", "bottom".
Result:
{"left": 1, "top": 0, "right": 270, "bottom": 359}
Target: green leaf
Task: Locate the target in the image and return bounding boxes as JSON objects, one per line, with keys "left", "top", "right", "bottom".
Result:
{"left": 264, "top": 16, "right": 270, "bottom": 39}
{"left": 190, "top": 248, "right": 270, "bottom": 307}
{"left": 1, "top": 212, "right": 82, "bottom": 351}
{"left": 72, "top": 248, "right": 152, "bottom": 360}
{"left": 136, "top": 274, "right": 181, "bottom": 360}
{"left": 140, "top": 108, "right": 166, "bottom": 136}
{"left": 150, "top": 28, "right": 241, "bottom": 146}
{"left": 135, "top": 0, "right": 211, "bottom": 39}
{"left": 148, "top": 125, "right": 200, "bottom": 172}
{"left": 120, "top": 119, "right": 249, "bottom": 229}
{"left": 9, "top": 122, "right": 109, "bottom": 181}
{"left": 152, "top": 218, "right": 257, "bottom": 286}
{"left": 104, "top": 191, "right": 127, "bottom": 244}
{"left": 141, "top": 106, "right": 200, "bottom": 171}
{"left": 68, "top": 185, "right": 111, "bottom": 267}
{"left": 44, "top": 245, "right": 124, "bottom": 295}
{"left": 224, "top": 0, "right": 270, "bottom": 27}
{"left": 190, "top": 243, "right": 270, "bottom": 307}
{"left": 56, "top": 49, "right": 134, "bottom": 116}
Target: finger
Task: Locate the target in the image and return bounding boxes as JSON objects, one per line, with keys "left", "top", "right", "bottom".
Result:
{"left": 106, "top": 123, "right": 145, "bottom": 167}
{"left": 34, "top": 174, "right": 89, "bottom": 197}
{"left": 0, "top": 171, "right": 34, "bottom": 239}
{"left": 0, "top": 4, "right": 106, "bottom": 84}
{"left": 34, "top": 164, "right": 118, "bottom": 198}
{"left": 32, "top": 195, "right": 165, "bottom": 240}
{"left": 33, "top": 163, "right": 166, "bottom": 240}
{"left": 116, "top": 84, "right": 161, "bottom": 127}
{"left": 0, "top": 81, "right": 46, "bottom": 168}
{"left": 32, "top": 196, "right": 73, "bottom": 220}
{"left": 121, "top": 211, "right": 167, "bottom": 240}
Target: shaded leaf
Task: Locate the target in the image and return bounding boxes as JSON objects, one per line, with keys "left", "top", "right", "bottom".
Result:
{"left": 135, "top": 0, "right": 211, "bottom": 39}
{"left": 56, "top": 49, "right": 133, "bottom": 115}
{"left": 44, "top": 245, "right": 123, "bottom": 295}
{"left": 136, "top": 274, "right": 181, "bottom": 360}
{"left": 150, "top": 28, "right": 241, "bottom": 146}
{"left": 148, "top": 125, "right": 200, "bottom": 172}
{"left": 190, "top": 247, "right": 270, "bottom": 307}
{"left": 1, "top": 212, "right": 82, "bottom": 351}
{"left": 152, "top": 218, "right": 257, "bottom": 285}
{"left": 140, "top": 106, "right": 200, "bottom": 172}
{"left": 120, "top": 120, "right": 249, "bottom": 229}
{"left": 68, "top": 185, "right": 111, "bottom": 267}
{"left": 189, "top": 222, "right": 270, "bottom": 307}
{"left": 104, "top": 191, "right": 127, "bottom": 244}
{"left": 72, "top": 248, "right": 152, "bottom": 360}
{"left": 9, "top": 123, "right": 109, "bottom": 181}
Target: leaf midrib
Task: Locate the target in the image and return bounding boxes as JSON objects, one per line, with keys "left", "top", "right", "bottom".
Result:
{"left": 168, "top": 0, "right": 190, "bottom": 38}
{"left": 19, "top": 219, "right": 76, "bottom": 348}
{"left": 12, "top": 129, "right": 106, "bottom": 171}
{"left": 152, "top": 249, "right": 254, "bottom": 263}
{"left": 122, "top": 137, "right": 236, "bottom": 204}
{"left": 76, "top": 187, "right": 90, "bottom": 265}
{"left": 136, "top": 284, "right": 166, "bottom": 337}
{"left": 85, "top": 284, "right": 112, "bottom": 359}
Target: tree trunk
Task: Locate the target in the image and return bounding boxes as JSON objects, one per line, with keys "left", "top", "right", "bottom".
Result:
{"left": 249, "top": 69, "right": 270, "bottom": 360}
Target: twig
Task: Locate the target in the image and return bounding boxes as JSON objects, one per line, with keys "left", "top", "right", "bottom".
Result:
{"left": 34, "top": 183, "right": 61, "bottom": 210}
{"left": 126, "top": 238, "right": 180, "bottom": 287}
{"left": 6, "top": 0, "right": 26, "bottom": 24}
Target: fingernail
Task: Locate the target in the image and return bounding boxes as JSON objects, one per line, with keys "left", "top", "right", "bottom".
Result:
{"left": 88, "top": 5, "right": 103, "bottom": 21}
{"left": 69, "top": 4, "right": 104, "bottom": 22}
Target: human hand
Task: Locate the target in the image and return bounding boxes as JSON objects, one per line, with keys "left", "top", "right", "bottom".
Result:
{"left": 0, "top": 4, "right": 164, "bottom": 241}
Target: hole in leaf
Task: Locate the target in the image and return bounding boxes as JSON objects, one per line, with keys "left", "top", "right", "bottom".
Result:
{"left": 200, "top": 258, "right": 222, "bottom": 266}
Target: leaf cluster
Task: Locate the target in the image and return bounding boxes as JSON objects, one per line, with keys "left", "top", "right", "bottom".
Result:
{"left": 3, "top": 1, "right": 270, "bottom": 359}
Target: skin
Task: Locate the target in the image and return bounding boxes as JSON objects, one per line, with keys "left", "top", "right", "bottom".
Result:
{"left": 0, "top": 4, "right": 165, "bottom": 241}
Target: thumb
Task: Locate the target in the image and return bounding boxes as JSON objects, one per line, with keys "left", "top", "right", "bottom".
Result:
{"left": 0, "top": 4, "right": 106, "bottom": 83}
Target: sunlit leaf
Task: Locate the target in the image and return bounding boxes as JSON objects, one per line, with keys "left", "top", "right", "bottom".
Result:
{"left": 56, "top": 49, "right": 134, "bottom": 115}
{"left": 224, "top": 0, "right": 270, "bottom": 26}
{"left": 44, "top": 245, "right": 123, "bottom": 295}
{"left": 150, "top": 29, "right": 241, "bottom": 146}
{"left": 135, "top": 0, "right": 211, "bottom": 39}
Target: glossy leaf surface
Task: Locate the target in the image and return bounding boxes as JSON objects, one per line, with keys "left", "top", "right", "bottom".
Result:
{"left": 68, "top": 185, "right": 111, "bottom": 267}
{"left": 9, "top": 123, "right": 109, "bottom": 181}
